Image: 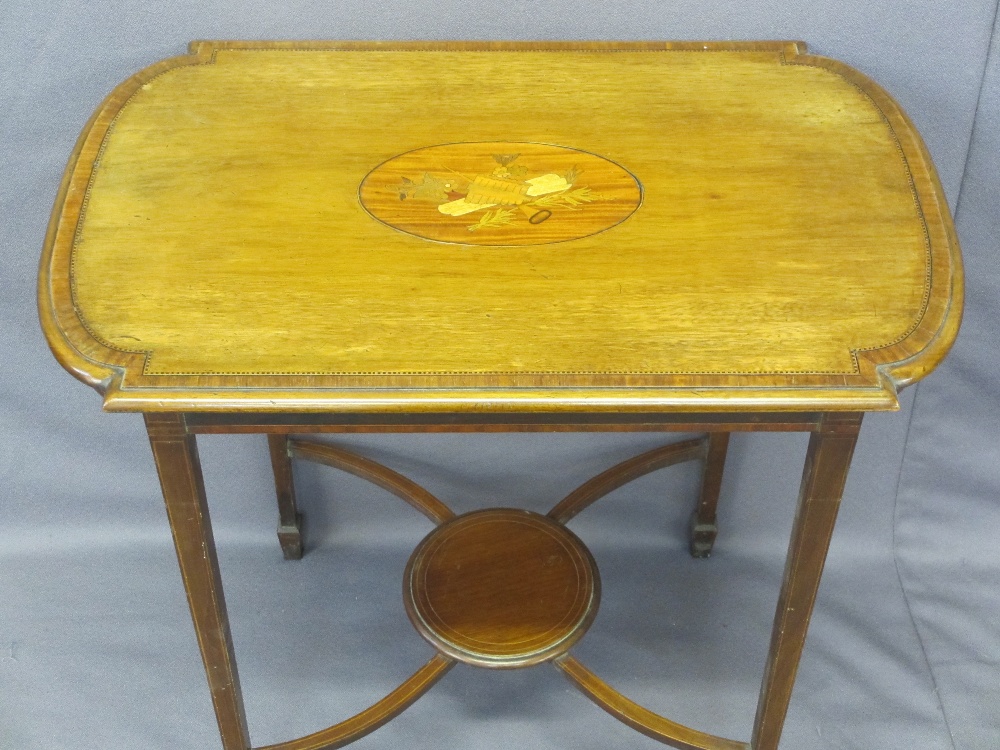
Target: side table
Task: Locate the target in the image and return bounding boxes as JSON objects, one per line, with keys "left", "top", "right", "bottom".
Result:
{"left": 39, "top": 41, "right": 962, "bottom": 750}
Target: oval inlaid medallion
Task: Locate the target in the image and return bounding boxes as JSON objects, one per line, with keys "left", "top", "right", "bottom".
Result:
{"left": 360, "top": 142, "right": 642, "bottom": 246}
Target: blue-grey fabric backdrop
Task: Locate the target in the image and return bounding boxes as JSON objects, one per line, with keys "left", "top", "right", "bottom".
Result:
{"left": 1, "top": 2, "right": 997, "bottom": 749}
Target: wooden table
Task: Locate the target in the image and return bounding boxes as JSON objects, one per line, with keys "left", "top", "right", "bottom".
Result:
{"left": 39, "top": 41, "right": 962, "bottom": 750}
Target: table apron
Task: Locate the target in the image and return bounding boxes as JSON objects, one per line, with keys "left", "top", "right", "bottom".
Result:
{"left": 183, "top": 411, "right": 841, "bottom": 434}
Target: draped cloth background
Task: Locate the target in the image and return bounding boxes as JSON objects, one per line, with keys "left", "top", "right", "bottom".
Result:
{"left": 1, "top": 2, "right": 997, "bottom": 748}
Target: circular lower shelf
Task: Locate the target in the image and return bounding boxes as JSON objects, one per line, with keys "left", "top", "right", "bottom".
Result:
{"left": 404, "top": 508, "right": 600, "bottom": 668}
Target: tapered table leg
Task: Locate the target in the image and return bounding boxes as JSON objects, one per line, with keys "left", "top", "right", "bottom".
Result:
{"left": 145, "top": 413, "right": 251, "bottom": 750}
{"left": 751, "top": 413, "right": 862, "bottom": 750}
{"left": 690, "top": 432, "right": 730, "bottom": 558}
{"left": 268, "top": 434, "right": 303, "bottom": 560}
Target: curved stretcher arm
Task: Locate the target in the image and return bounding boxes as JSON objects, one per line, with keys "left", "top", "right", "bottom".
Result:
{"left": 289, "top": 439, "right": 456, "bottom": 525}
{"left": 554, "top": 655, "right": 748, "bottom": 750}
{"left": 255, "top": 654, "right": 454, "bottom": 750}
{"left": 547, "top": 438, "right": 707, "bottom": 524}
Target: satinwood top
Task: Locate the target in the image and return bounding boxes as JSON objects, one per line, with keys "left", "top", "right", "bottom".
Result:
{"left": 39, "top": 41, "right": 962, "bottom": 413}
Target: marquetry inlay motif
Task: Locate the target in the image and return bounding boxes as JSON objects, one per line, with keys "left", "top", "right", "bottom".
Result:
{"left": 360, "top": 142, "right": 642, "bottom": 246}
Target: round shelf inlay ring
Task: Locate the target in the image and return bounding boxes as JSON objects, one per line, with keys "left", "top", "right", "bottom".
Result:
{"left": 404, "top": 508, "right": 600, "bottom": 668}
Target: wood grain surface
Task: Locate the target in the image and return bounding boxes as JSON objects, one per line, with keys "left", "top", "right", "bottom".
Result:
{"left": 39, "top": 41, "right": 963, "bottom": 412}
{"left": 404, "top": 509, "right": 599, "bottom": 668}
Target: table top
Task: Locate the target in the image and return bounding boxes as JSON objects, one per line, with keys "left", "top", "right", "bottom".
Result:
{"left": 39, "top": 41, "right": 962, "bottom": 414}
